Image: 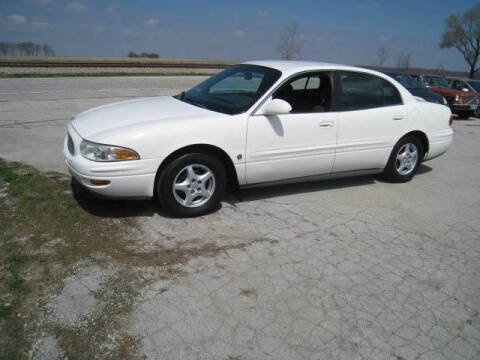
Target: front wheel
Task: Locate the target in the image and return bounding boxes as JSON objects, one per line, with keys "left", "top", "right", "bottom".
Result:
{"left": 383, "top": 136, "right": 424, "bottom": 183}
{"left": 156, "top": 153, "right": 226, "bottom": 217}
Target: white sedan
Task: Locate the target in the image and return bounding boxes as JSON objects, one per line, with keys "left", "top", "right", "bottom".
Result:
{"left": 64, "top": 61, "right": 453, "bottom": 216}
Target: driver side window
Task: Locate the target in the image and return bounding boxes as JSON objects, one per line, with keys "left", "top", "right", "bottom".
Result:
{"left": 273, "top": 72, "right": 332, "bottom": 113}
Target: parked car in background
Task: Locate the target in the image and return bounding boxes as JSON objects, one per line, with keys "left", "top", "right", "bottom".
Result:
{"left": 385, "top": 73, "right": 447, "bottom": 105}
{"left": 446, "top": 77, "right": 480, "bottom": 117}
{"left": 64, "top": 61, "right": 453, "bottom": 216}
{"left": 410, "top": 74, "right": 479, "bottom": 118}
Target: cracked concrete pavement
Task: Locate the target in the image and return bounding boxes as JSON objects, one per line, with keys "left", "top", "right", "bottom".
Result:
{"left": 1, "top": 76, "right": 480, "bottom": 359}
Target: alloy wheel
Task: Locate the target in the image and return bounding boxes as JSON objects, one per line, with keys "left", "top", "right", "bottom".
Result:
{"left": 395, "top": 143, "right": 418, "bottom": 176}
{"left": 172, "top": 164, "right": 216, "bottom": 208}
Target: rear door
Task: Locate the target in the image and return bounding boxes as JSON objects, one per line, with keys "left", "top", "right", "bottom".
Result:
{"left": 333, "top": 71, "right": 406, "bottom": 172}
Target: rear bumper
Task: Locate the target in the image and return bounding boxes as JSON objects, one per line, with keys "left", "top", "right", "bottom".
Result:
{"left": 451, "top": 104, "right": 478, "bottom": 112}
{"left": 63, "top": 124, "right": 161, "bottom": 198}
{"left": 424, "top": 128, "right": 453, "bottom": 161}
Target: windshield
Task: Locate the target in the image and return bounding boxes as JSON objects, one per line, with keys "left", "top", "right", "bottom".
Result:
{"left": 388, "top": 73, "right": 424, "bottom": 89}
{"left": 423, "top": 75, "right": 449, "bottom": 88}
{"left": 468, "top": 80, "right": 480, "bottom": 92}
{"left": 178, "top": 64, "right": 281, "bottom": 115}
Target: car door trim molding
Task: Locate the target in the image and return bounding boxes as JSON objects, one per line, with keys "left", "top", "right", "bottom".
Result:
{"left": 335, "top": 139, "right": 392, "bottom": 154}
{"left": 240, "top": 168, "right": 383, "bottom": 189}
{"left": 249, "top": 143, "right": 337, "bottom": 161}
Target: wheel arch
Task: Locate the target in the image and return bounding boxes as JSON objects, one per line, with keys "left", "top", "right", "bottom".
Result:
{"left": 153, "top": 144, "right": 239, "bottom": 197}
{"left": 398, "top": 130, "right": 429, "bottom": 158}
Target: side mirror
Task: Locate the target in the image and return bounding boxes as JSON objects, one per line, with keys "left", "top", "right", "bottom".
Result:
{"left": 257, "top": 98, "right": 292, "bottom": 116}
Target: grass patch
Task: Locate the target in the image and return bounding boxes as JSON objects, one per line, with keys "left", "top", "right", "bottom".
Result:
{"left": 0, "top": 72, "right": 212, "bottom": 78}
{"left": 0, "top": 159, "right": 143, "bottom": 359}
{"left": 0, "top": 158, "right": 267, "bottom": 359}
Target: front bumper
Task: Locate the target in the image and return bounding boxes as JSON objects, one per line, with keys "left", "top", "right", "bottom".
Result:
{"left": 63, "top": 124, "right": 161, "bottom": 198}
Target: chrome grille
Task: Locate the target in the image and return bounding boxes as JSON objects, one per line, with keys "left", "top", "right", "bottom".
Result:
{"left": 67, "top": 134, "right": 75, "bottom": 155}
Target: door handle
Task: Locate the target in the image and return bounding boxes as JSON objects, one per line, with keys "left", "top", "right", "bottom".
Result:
{"left": 393, "top": 115, "right": 404, "bottom": 120}
{"left": 319, "top": 121, "right": 334, "bottom": 128}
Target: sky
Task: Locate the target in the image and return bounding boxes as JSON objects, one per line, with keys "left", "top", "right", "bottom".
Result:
{"left": 0, "top": 0, "right": 477, "bottom": 71}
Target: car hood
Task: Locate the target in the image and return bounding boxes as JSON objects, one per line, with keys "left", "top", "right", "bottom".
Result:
{"left": 72, "top": 96, "right": 213, "bottom": 139}
{"left": 408, "top": 88, "right": 444, "bottom": 104}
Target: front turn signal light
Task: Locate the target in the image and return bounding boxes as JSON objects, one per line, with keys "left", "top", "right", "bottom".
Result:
{"left": 90, "top": 179, "right": 111, "bottom": 186}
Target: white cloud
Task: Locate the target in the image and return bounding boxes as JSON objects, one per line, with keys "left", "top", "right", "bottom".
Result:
{"left": 65, "top": 1, "right": 88, "bottom": 13}
{"left": 7, "top": 14, "right": 27, "bottom": 26}
{"left": 257, "top": 10, "right": 270, "bottom": 17}
{"left": 3, "top": 14, "right": 27, "bottom": 30}
{"left": 121, "top": 29, "right": 136, "bottom": 35}
{"left": 93, "top": 24, "right": 105, "bottom": 32}
{"left": 144, "top": 18, "right": 160, "bottom": 26}
{"left": 234, "top": 29, "right": 246, "bottom": 38}
{"left": 32, "top": 21, "right": 51, "bottom": 29}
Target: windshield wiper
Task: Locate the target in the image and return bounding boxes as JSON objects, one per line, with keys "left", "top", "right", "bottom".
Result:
{"left": 183, "top": 96, "right": 208, "bottom": 109}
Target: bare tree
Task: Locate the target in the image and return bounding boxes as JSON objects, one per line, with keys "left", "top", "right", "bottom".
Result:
{"left": 42, "top": 44, "right": 55, "bottom": 56}
{"left": 376, "top": 45, "right": 390, "bottom": 67}
{"left": 440, "top": 2, "right": 480, "bottom": 78}
{"left": 275, "top": 23, "right": 304, "bottom": 60}
{"left": 0, "top": 42, "right": 54, "bottom": 56}
{"left": 17, "top": 42, "right": 35, "bottom": 56}
{"left": 0, "top": 42, "right": 9, "bottom": 56}
{"left": 436, "top": 61, "right": 446, "bottom": 75}
{"left": 8, "top": 43, "right": 17, "bottom": 55}
{"left": 34, "top": 44, "right": 42, "bottom": 56}
{"left": 396, "top": 53, "right": 412, "bottom": 70}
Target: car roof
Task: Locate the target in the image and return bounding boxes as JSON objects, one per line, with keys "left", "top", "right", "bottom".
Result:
{"left": 244, "top": 60, "right": 368, "bottom": 74}
{"left": 243, "top": 60, "right": 417, "bottom": 104}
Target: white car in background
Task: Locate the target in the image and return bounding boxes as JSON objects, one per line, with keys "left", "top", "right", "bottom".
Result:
{"left": 64, "top": 61, "right": 453, "bottom": 216}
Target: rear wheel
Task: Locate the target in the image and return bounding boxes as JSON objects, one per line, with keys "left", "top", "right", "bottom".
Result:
{"left": 156, "top": 153, "right": 226, "bottom": 217}
{"left": 383, "top": 136, "right": 424, "bottom": 183}
{"left": 475, "top": 108, "right": 480, "bottom": 118}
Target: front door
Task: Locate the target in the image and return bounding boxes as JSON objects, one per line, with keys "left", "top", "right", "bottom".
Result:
{"left": 245, "top": 72, "right": 338, "bottom": 184}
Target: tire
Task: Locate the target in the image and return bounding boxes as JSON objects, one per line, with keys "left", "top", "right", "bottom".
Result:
{"left": 475, "top": 108, "right": 480, "bottom": 119}
{"left": 156, "top": 153, "right": 226, "bottom": 217}
{"left": 383, "top": 136, "right": 424, "bottom": 183}
{"left": 456, "top": 110, "right": 473, "bottom": 119}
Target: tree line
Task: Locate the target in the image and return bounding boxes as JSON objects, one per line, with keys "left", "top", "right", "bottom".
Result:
{"left": 0, "top": 42, "right": 55, "bottom": 57}
{"left": 127, "top": 51, "right": 160, "bottom": 58}
{"left": 277, "top": 2, "right": 480, "bottom": 78}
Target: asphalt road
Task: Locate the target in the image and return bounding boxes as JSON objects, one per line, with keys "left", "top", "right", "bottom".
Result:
{"left": 1, "top": 77, "right": 480, "bottom": 359}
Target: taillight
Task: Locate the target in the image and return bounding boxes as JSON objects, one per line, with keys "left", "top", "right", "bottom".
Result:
{"left": 449, "top": 115, "right": 453, "bottom": 126}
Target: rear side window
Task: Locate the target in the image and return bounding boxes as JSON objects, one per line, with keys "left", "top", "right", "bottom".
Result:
{"left": 338, "top": 71, "right": 402, "bottom": 111}
{"left": 383, "top": 79, "right": 402, "bottom": 106}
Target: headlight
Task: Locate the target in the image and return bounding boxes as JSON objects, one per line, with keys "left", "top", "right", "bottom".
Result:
{"left": 455, "top": 94, "right": 461, "bottom": 103}
{"left": 80, "top": 140, "right": 139, "bottom": 161}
